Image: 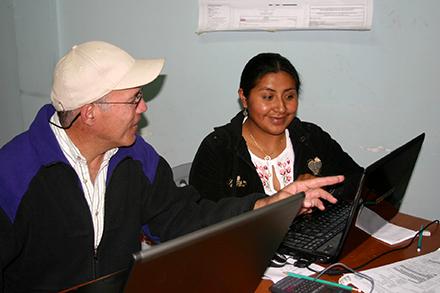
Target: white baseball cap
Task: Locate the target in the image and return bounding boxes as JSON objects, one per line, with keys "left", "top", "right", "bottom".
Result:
{"left": 51, "top": 41, "right": 164, "bottom": 111}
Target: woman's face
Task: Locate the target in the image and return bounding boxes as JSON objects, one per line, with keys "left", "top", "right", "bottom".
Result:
{"left": 240, "top": 71, "right": 298, "bottom": 136}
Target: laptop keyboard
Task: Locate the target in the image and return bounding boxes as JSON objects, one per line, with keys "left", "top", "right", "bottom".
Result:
{"left": 283, "top": 200, "right": 352, "bottom": 251}
{"left": 270, "top": 275, "right": 350, "bottom": 293}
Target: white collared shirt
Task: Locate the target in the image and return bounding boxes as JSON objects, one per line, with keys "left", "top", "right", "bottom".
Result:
{"left": 50, "top": 113, "right": 118, "bottom": 249}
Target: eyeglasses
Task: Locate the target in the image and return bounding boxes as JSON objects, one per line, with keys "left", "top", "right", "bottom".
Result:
{"left": 49, "top": 91, "right": 144, "bottom": 130}
{"left": 94, "top": 90, "right": 144, "bottom": 107}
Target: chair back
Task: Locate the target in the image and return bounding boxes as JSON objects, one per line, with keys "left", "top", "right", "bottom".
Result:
{"left": 172, "top": 162, "right": 192, "bottom": 186}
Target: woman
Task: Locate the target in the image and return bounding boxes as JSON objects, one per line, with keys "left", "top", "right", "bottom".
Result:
{"left": 189, "top": 53, "right": 361, "bottom": 203}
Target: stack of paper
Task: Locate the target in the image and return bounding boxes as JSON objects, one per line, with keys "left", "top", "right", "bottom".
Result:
{"left": 355, "top": 207, "right": 418, "bottom": 245}
{"left": 339, "top": 249, "right": 440, "bottom": 293}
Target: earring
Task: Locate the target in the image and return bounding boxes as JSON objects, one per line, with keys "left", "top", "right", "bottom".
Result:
{"left": 243, "top": 108, "right": 248, "bottom": 117}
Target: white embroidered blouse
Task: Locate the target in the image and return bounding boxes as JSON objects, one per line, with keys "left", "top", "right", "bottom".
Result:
{"left": 248, "top": 129, "right": 295, "bottom": 195}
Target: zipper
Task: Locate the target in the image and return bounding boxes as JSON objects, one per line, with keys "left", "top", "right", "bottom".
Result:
{"left": 92, "top": 247, "right": 98, "bottom": 278}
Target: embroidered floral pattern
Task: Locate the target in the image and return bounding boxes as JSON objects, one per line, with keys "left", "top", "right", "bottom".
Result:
{"left": 249, "top": 129, "right": 295, "bottom": 195}
{"left": 254, "top": 163, "right": 271, "bottom": 188}
{"left": 249, "top": 129, "right": 294, "bottom": 195}
{"left": 254, "top": 157, "right": 293, "bottom": 194}
{"left": 277, "top": 159, "right": 292, "bottom": 185}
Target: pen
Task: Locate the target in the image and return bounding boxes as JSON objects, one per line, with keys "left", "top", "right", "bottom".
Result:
{"left": 287, "top": 272, "right": 353, "bottom": 291}
{"left": 417, "top": 224, "right": 424, "bottom": 252}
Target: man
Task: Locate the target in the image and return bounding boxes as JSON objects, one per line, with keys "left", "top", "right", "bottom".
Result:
{"left": 0, "top": 41, "right": 342, "bottom": 292}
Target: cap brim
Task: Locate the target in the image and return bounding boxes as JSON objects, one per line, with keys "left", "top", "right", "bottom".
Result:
{"left": 114, "top": 58, "right": 165, "bottom": 90}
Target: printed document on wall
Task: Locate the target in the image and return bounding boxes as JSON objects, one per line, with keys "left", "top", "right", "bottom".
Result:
{"left": 197, "top": 0, "right": 373, "bottom": 33}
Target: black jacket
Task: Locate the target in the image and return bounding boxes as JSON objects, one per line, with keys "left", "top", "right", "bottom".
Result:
{"left": 189, "top": 112, "right": 362, "bottom": 201}
{"left": 0, "top": 105, "right": 264, "bottom": 292}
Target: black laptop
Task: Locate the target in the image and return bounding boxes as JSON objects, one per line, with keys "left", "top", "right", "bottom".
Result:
{"left": 123, "top": 192, "right": 304, "bottom": 293}
{"left": 71, "top": 193, "right": 304, "bottom": 293}
{"left": 279, "top": 133, "right": 425, "bottom": 264}
{"left": 72, "top": 193, "right": 304, "bottom": 293}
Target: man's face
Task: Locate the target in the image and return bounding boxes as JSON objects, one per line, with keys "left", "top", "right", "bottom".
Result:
{"left": 94, "top": 87, "right": 147, "bottom": 148}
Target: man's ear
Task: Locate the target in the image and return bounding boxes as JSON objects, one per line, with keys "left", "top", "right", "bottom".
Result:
{"left": 81, "top": 104, "right": 96, "bottom": 125}
{"left": 238, "top": 88, "right": 248, "bottom": 109}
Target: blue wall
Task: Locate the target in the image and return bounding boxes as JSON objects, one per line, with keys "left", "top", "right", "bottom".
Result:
{"left": 1, "top": 0, "right": 439, "bottom": 219}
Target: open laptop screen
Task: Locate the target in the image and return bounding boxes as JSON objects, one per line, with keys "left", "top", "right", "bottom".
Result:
{"left": 123, "top": 193, "right": 305, "bottom": 293}
{"left": 279, "top": 133, "right": 425, "bottom": 264}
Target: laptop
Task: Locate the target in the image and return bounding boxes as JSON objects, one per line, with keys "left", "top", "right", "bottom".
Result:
{"left": 124, "top": 192, "right": 304, "bottom": 293}
{"left": 72, "top": 192, "right": 304, "bottom": 292}
{"left": 279, "top": 133, "right": 425, "bottom": 264}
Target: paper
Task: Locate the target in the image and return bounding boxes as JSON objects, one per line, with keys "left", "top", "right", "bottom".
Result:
{"left": 355, "top": 206, "right": 417, "bottom": 245}
{"left": 197, "top": 0, "right": 373, "bottom": 33}
{"left": 339, "top": 249, "right": 440, "bottom": 293}
{"left": 263, "top": 255, "right": 324, "bottom": 283}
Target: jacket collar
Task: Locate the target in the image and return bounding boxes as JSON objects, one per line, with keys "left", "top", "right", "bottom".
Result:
{"left": 216, "top": 111, "right": 311, "bottom": 177}
{"left": 217, "top": 111, "right": 245, "bottom": 141}
{"left": 29, "top": 104, "right": 70, "bottom": 166}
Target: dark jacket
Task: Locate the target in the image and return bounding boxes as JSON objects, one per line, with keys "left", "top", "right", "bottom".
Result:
{"left": 0, "top": 105, "right": 264, "bottom": 292}
{"left": 189, "top": 112, "right": 362, "bottom": 201}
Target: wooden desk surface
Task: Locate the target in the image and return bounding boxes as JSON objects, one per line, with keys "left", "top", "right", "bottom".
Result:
{"left": 255, "top": 212, "right": 440, "bottom": 292}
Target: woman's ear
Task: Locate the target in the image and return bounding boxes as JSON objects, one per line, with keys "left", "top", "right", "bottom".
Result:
{"left": 238, "top": 88, "right": 248, "bottom": 109}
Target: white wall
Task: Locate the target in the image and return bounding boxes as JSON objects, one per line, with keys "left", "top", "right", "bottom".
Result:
{"left": 0, "top": 0, "right": 22, "bottom": 145}
{"left": 1, "top": 0, "right": 439, "bottom": 220}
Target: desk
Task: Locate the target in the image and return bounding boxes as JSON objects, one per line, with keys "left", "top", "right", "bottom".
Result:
{"left": 64, "top": 211, "right": 438, "bottom": 292}
{"left": 254, "top": 212, "right": 440, "bottom": 292}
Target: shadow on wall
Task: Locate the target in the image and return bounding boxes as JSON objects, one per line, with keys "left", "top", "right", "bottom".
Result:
{"left": 138, "top": 74, "right": 167, "bottom": 129}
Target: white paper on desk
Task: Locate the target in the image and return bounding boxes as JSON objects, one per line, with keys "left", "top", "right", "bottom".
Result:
{"left": 263, "top": 256, "right": 324, "bottom": 283}
{"left": 355, "top": 206, "right": 417, "bottom": 245}
{"left": 339, "top": 249, "right": 440, "bottom": 293}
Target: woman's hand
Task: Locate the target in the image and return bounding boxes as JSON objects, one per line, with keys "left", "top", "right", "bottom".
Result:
{"left": 254, "top": 175, "right": 343, "bottom": 211}
{"left": 294, "top": 173, "right": 337, "bottom": 214}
